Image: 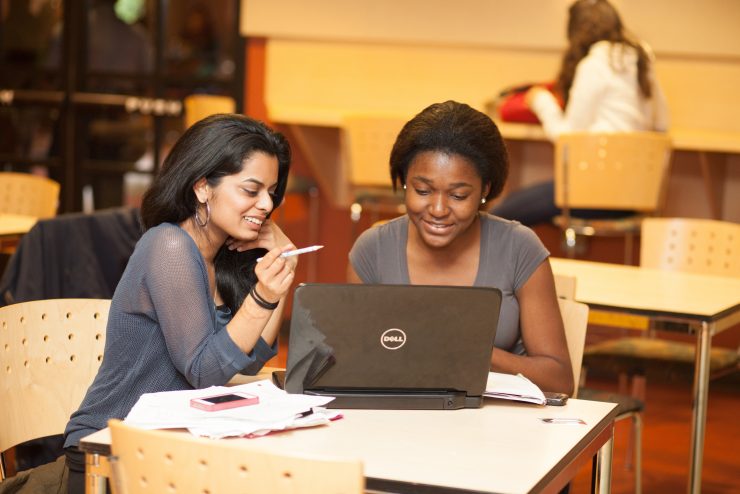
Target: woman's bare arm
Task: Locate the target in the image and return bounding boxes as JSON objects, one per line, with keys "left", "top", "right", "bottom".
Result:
{"left": 489, "top": 259, "right": 574, "bottom": 395}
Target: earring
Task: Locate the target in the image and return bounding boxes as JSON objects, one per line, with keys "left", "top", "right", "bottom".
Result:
{"left": 402, "top": 184, "right": 407, "bottom": 190}
{"left": 481, "top": 198, "right": 486, "bottom": 205}
{"left": 194, "top": 201, "right": 210, "bottom": 227}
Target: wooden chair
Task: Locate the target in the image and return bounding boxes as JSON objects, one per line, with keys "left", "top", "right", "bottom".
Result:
{"left": 341, "top": 115, "right": 407, "bottom": 238}
{"left": 108, "top": 419, "right": 365, "bottom": 494}
{"left": 640, "top": 217, "right": 740, "bottom": 276}
{"left": 0, "top": 171, "right": 60, "bottom": 219}
{"left": 0, "top": 298, "right": 110, "bottom": 479}
{"left": 553, "top": 132, "right": 672, "bottom": 264}
{"left": 554, "top": 274, "right": 644, "bottom": 494}
{"left": 583, "top": 218, "right": 740, "bottom": 393}
{"left": 183, "top": 94, "right": 236, "bottom": 128}
{"left": 557, "top": 297, "right": 589, "bottom": 399}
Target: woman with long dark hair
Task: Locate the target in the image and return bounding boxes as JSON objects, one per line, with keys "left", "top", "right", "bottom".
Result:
{"left": 63, "top": 114, "right": 296, "bottom": 493}
{"left": 491, "top": 0, "right": 669, "bottom": 225}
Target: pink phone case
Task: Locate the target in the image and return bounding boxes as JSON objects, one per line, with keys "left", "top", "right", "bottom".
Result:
{"left": 190, "top": 392, "right": 259, "bottom": 411}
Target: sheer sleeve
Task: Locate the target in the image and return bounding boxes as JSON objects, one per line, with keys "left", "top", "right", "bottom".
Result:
{"left": 143, "top": 225, "right": 265, "bottom": 387}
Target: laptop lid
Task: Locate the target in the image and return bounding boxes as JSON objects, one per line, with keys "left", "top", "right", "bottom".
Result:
{"left": 283, "top": 283, "right": 501, "bottom": 409}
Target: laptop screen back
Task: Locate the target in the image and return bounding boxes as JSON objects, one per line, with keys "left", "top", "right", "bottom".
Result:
{"left": 284, "top": 284, "right": 501, "bottom": 408}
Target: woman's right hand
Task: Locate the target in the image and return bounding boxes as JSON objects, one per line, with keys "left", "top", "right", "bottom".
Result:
{"left": 252, "top": 244, "right": 296, "bottom": 303}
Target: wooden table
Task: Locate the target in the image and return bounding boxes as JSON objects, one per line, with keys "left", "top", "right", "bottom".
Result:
{"left": 270, "top": 106, "right": 740, "bottom": 219}
{"left": 550, "top": 257, "right": 740, "bottom": 494}
{"left": 0, "top": 213, "right": 37, "bottom": 237}
{"left": 81, "top": 397, "right": 617, "bottom": 494}
{"left": 496, "top": 121, "right": 740, "bottom": 153}
{"left": 0, "top": 213, "right": 37, "bottom": 252}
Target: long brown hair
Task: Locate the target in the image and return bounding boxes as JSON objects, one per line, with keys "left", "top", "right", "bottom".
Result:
{"left": 557, "top": 0, "right": 652, "bottom": 105}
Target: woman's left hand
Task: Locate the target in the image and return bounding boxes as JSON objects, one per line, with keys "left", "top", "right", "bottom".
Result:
{"left": 225, "top": 220, "right": 298, "bottom": 269}
{"left": 525, "top": 86, "right": 549, "bottom": 108}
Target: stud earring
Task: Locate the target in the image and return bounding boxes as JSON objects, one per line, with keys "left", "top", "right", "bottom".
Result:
{"left": 403, "top": 184, "right": 407, "bottom": 190}
{"left": 481, "top": 198, "right": 486, "bottom": 205}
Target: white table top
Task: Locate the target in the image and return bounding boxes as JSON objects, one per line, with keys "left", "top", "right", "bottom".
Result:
{"left": 550, "top": 257, "right": 740, "bottom": 323}
{"left": 81, "top": 398, "right": 616, "bottom": 494}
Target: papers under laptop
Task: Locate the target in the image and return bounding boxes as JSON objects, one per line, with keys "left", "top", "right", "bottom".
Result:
{"left": 282, "top": 283, "right": 501, "bottom": 410}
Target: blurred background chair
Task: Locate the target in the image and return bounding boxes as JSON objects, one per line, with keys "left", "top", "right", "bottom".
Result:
{"left": 183, "top": 94, "right": 236, "bottom": 128}
{"left": 0, "top": 171, "right": 60, "bottom": 219}
{"left": 0, "top": 298, "right": 110, "bottom": 480}
{"left": 555, "top": 274, "right": 644, "bottom": 494}
{"left": 341, "top": 115, "right": 407, "bottom": 239}
{"left": 108, "top": 419, "right": 364, "bottom": 494}
{"left": 553, "top": 132, "right": 672, "bottom": 264}
{"left": 0, "top": 171, "right": 60, "bottom": 258}
{"left": 640, "top": 217, "right": 740, "bottom": 276}
{"left": 0, "top": 207, "right": 142, "bottom": 307}
{"left": 583, "top": 218, "right": 740, "bottom": 399}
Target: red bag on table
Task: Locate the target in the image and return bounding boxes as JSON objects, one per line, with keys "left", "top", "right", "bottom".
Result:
{"left": 495, "top": 82, "right": 562, "bottom": 124}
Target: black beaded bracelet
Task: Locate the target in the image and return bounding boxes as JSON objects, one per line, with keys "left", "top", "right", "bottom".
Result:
{"left": 250, "top": 286, "right": 279, "bottom": 310}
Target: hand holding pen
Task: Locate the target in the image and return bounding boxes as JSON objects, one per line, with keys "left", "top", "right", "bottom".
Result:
{"left": 256, "top": 245, "right": 323, "bottom": 262}
{"left": 252, "top": 244, "right": 297, "bottom": 305}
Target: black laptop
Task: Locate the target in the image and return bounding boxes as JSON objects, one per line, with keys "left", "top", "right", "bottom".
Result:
{"left": 279, "top": 283, "right": 501, "bottom": 410}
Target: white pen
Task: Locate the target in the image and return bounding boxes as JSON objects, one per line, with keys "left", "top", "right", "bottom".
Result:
{"left": 540, "top": 418, "right": 586, "bottom": 425}
{"left": 256, "top": 245, "right": 324, "bottom": 262}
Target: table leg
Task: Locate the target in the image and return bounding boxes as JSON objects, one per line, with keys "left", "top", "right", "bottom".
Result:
{"left": 592, "top": 435, "right": 613, "bottom": 494}
{"left": 697, "top": 152, "right": 725, "bottom": 219}
{"left": 688, "top": 321, "right": 712, "bottom": 494}
{"left": 85, "top": 453, "right": 109, "bottom": 494}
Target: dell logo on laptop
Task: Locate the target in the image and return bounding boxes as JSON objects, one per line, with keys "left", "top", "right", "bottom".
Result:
{"left": 380, "top": 328, "right": 406, "bottom": 350}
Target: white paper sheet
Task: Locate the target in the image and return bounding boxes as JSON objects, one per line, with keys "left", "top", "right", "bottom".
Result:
{"left": 484, "top": 372, "right": 547, "bottom": 405}
{"left": 123, "top": 379, "right": 337, "bottom": 438}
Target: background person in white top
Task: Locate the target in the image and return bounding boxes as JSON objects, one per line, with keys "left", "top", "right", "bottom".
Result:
{"left": 491, "top": 0, "right": 670, "bottom": 226}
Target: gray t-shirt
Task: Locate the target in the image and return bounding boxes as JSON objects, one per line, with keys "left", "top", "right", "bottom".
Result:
{"left": 349, "top": 213, "right": 549, "bottom": 353}
{"left": 64, "top": 223, "right": 276, "bottom": 448}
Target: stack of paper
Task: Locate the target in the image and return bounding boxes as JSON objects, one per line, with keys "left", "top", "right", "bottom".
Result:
{"left": 484, "top": 372, "right": 546, "bottom": 405}
{"left": 124, "top": 380, "right": 339, "bottom": 439}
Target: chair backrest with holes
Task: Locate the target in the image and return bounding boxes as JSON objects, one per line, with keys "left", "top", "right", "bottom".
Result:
{"left": 108, "top": 419, "right": 365, "bottom": 494}
{"left": 640, "top": 217, "right": 740, "bottom": 277}
{"left": 0, "top": 171, "right": 60, "bottom": 218}
{"left": 0, "top": 298, "right": 110, "bottom": 460}
{"left": 341, "top": 115, "right": 407, "bottom": 187}
{"left": 554, "top": 132, "right": 672, "bottom": 212}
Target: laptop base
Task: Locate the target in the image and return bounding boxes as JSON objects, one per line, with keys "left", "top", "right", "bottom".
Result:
{"left": 273, "top": 370, "right": 482, "bottom": 410}
{"left": 305, "top": 389, "right": 482, "bottom": 410}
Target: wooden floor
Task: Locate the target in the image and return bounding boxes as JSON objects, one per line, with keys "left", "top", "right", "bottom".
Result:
{"left": 570, "top": 373, "right": 740, "bottom": 493}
